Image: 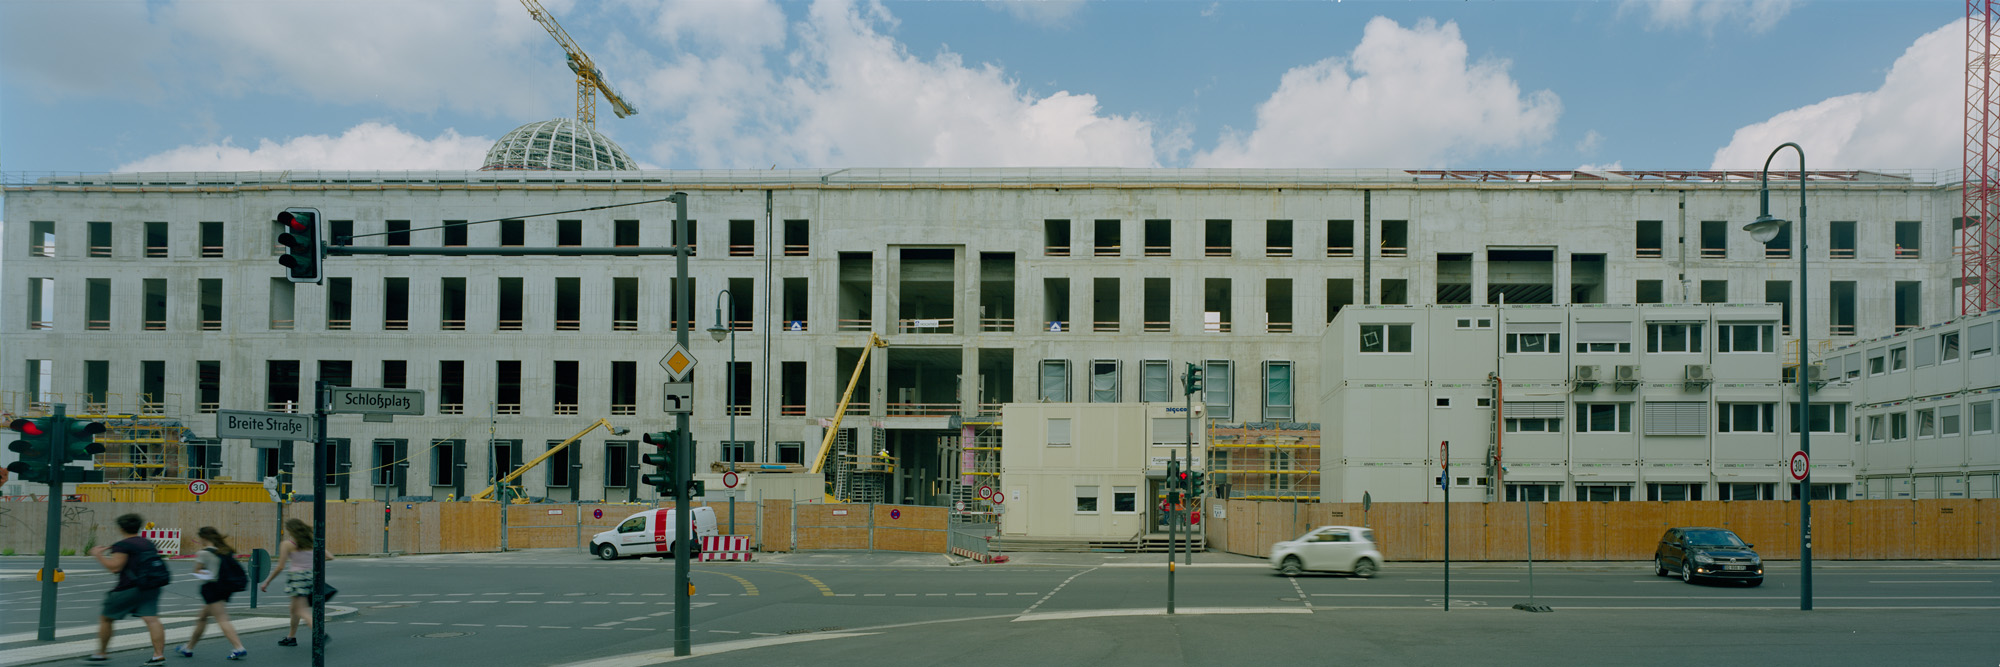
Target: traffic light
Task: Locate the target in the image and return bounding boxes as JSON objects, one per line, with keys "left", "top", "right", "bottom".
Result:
{"left": 277, "top": 208, "right": 323, "bottom": 284}
{"left": 1183, "top": 363, "right": 1202, "bottom": 396}
{"left": 7, "top": 418, "right": 53, "bottom": 484}
{"left": 1165, "top": 458, "right": 1180, "bottom": 483}
{"left": 641, "top": 431, "right": 679, "bottom": 497}
{"left": 1190, "top": 470, "right": 1205, "bottom": 497}
{"left": 61, "top": 419, "right": 106, "bottom": 463}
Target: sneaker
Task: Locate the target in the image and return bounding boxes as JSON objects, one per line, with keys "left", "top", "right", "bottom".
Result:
{"left": 277, "top": 637, "right": 296, "bottom": 647}
{"left": 143, "top": 658, "right": 167, "bottom": 666}
{"left": 174, "top": 645, "right": 193, "bottom": 658}
{"left": 226, "top": 649, "right": 248, "bottom": 661}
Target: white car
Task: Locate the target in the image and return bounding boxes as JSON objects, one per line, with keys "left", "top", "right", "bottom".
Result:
{"left": 1270, "top": 525, "right": 1383, "bottom": 578}
{"left": 591, "top": 507, "right": 719, "bottom": 560}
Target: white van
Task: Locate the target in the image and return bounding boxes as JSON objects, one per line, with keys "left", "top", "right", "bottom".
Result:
{"left": 591, "top": 507, "right": 720, "bottom": 560}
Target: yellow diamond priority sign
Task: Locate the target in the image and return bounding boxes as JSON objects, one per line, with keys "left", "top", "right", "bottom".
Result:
{"left": 660, "top": 344, "right": 698, "bottom": 381}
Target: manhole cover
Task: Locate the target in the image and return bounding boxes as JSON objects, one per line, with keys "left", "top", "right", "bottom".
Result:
{"left": 417, "top": 631, "right": 473, "bottom": 639}
{"left": 783, "top": 627, "right": 844, "bottom": 635}
{"left": 370, "top": 605, "right": 408, "bottom": 609}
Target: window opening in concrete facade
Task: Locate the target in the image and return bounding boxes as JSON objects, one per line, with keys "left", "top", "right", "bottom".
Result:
{"left": 84, "top": 360, "right": 108, "bottom": 409}
{"left": 1040, "top": 360, "right": 1070, "bottom": 402}
{"left": 317, "top": 360, "right": 352, "bottom": 390}
{"left": 501, "top": 219, "right": 525, "bottom": 247}
{"left": 555, "top": 277, "right": 581, "bottom": 331}
{"left": 142, "top": 279, "right": 167, "bottom": 331}
{"left": 433, "top": 440, "right": 461, "bottom": 488}
{"left": 1095, "top": 220, "right": 1121, "bottom": 256}
{"left": 1044, "top": 219, "right": 1070, "bottom": 256}
{"left": 1328, "top": 220, "right": 1354, "bottom": 257}
{"left": 444, "top": 220, "right": 469, "bottom": 246}
{"left": 140, "top": 361, "right": 166, "bottom": 413}
{"left": 200, "top": 279, "right": 223, "bottom": 331}
{"left": 1699, "top": 220, "right": 1726, "bottom": 259}
{"left": 1894, "top": 281, "right": 1921, "bottom": 331}
{"left": 1144, "top": 219, "right": 1171, "bottom": 257}
{"left": 544, "top": 441, "right": 575, "bottom": 493}
{"left": 727, "top": 362, "right": 752, "bottom": 416}
{"left": 898, "top": 249, "right": 952, "bottom": 333}
{"left": 328, "top": 220, "right": 353, "bottom": 247}
{"left": 325, "top": 278, "right": 351, "bottom": 330}
{"left": 1636, "top": 279, "right": 1663, "bottom": 304}
{"left": 26, "top": 277, "right": 52, "bottom": 330}
{"left": 1264, "top": 361, "right": 1293, "bottom": 421}
{"left": 1379, "top": 220, "right": 1408, "bottom": 258}
{"left": 1765, "top": 281, "right": 1793, "bottom": 335}
{"left": 1205, "top": 219, "right": 1232, "bottom": 257}
{"left": 29, "top": 221, "right": 56, "bottom": 257}
{"left": 1143, "top": 278, "right": 1170, "bottom": 332}
{"left": 1359, "top": 324, "right": 1412, "bottom": 353}
{"left": 1830, "top": 281, "right": 1857, "bottom": 335}
{"left": 615, "top": 219, "right": 640, "bottom": 247}
{"left": 784, "top": 219, "right": 809, "bottom": 256}
{"left": 673, "top": 220, "right": 699, "bottom": 255}
{"left": 440, "top": 361, "right": 465, "bottom": 414}
{"left": 1830, "top": 220, "right": 1856, "bottom": 259}
{"left": 267, "top": 360, "right": 300, "bottom": 412}
{"left": 1575, "top": 403, "right": 1631, "bottom": 433}
{"left": 1486, "top": 249, "right": 1552, "bottom": 303}
{"left": 372, "top": 441, "right": 400, "bottom": 487}
{"left": 837, "top": 347, "right": 873, "bottom": 414}
{"left": 1203, "top": 360, "right": 1233, "bottom": 420}
{"left": 1571, "top": 254, "right": 1606, "bottom": 303}
{"left": 1762, "top": 220, "right": 1792, "bottom": 259}
{"left": 558, "top": 219, "right": 582, "bottom": 247}
{"left": 977, "top": 349, "right": 1013, "bottom": 414}
{"left": 776, "top": 441, "right": 804, "bottom": 465}
{"left": 1266, "top": 220, "right": 1292, "bottom": 257}
{"left": 200, "top": 222, "right": 224, "bottom": 258}
{"left": 1093, "top": 278, "right": 1120, "bottom": 333}
{"left": 1700, "top": 280, "right": 1728, "bottom": 304}
{"left": 498, "top": 277, "right": 524, "bottom": 330}
{"left": 489, "top": 439, "right": 521, "bottom": 486}
{"left": 838, "top": 252, "right": 872, "bottom": 331}
{"left": 1204, "top": 278, "right": 1232, "bottom": 332}
{"left": 1718, "top": 323, "right": 1775, "bottom": 353}
{"left": 144, "top": 222, "right": 169, "bottom": 258}
{"left": 605, "top": 441, "right": 634, "bottom": 495}
{"left": 1894, "top": 221, "right": 1921, "bottom": 259}
{"left": 1142, "top": 360, "right": 1171, "bottom": 403}
{"left": 721, "top": 439, "right": 752, "bottom": 464}
{"left": 554, "top": 360, "right": 579, "bottom": 415}
{"left": 1266, "top": 279, "right": 1292, "bottom": 333}
{"left": 979, "top": 252, "right": 1015, "bottom": 332}
{"left": 269, "top": 279, "right": 294, "bottom": 330}
{"left": 1436, "top": 254, "right": 1472, "bottom": 304}
{"left": 496, "top": 361, "right": 522, "bottom": 415}
{"left": 781, "top": 277, "right": 807, "bottom": 331}
{"left": 1636, "top": 220, "right": 1663, "bottom": 258}
{"left": 613, "top": 277, "right": 639, "bottom": 331}
{"left": 386, "top": 220, "right": 411, "bottom": 247}
{"left": 24, "top": 359, "right": 51, "bottom": 408}
{"left": 198, "top": 361, "right": 220, "bottom": 413}
{"left": 730, "top": 219, "right": 755, "bottom": 256}
{"left": 887, "top": 348, "right": 955, "bottom": 415}
{"left": 1327, "top": 279, "right": 1353, "bottom": 322}
{"left": 385, "top": 277, "right": 410, "bottom": 330}
{"left": 1091, "top": 359, "right": 1121, "bottom": 403}
{"left": 1044, "top": 277, "right": 1071, "bottom": 332}
{"left": 668, "top": 277, "right": 698, "bottom": 329}
{"left": 382, "top": 360, "right": 407, "bottom": 389}
{"left": 441, "top": 278, "right": 467, "bottom": 331}
{"left": 780, "top": 361, "right": 807, "bottom": 416}
{"left": 1380, "top": 279, "right": 1408, "bottom": 305}
{"left": 610, "top": 361, "right": 636, "bottom": 416}
{"left": 88, "top": 222, "right": 111, "bottom": 258}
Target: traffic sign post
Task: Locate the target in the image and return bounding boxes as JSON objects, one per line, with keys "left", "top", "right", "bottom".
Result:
{"left": 723, "top": 471, "right": 739, "bottom": 489}
{"left": 188, "top": 479, "right": 210, "bottom": 501}
{"left": 662, "top": 381, "right": 694, "bottom": 414}
{"left": 1790, "top": 451, "right": 1811, "bottom": 481}
{"left": 660, "top": 344, "right": 698, "bottom": 381}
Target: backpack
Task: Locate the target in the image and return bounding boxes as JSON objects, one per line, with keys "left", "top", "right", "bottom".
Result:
{"left": 130, "top": 546, "right": 172, "bottom": 590}
{"left": 211, "top": 549, "right": 249, "bottom": 592}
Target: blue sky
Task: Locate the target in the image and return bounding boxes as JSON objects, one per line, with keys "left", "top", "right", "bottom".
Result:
{"left": 0, "top": 0, "right": 1962, "bottom": 174}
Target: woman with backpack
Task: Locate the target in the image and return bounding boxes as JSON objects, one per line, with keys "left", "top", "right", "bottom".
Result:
{"left": 259, "top": 518, "right": 325, "bottom": 647}
{"left": 176, "top": 527, "right": 248, "bottom": 660}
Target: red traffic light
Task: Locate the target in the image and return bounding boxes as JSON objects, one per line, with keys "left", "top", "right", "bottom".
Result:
{"left": 9, "top": 419, "right": 42, "bottom": 436}
{"left": 278, "top": 210, "right": 306, "bottom": 231}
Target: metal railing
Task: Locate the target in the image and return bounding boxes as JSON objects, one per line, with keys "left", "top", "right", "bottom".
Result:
{"left": 442, "top": 319, "right": 466, "bottom": 331}
{"left": 201, "top": 320, "right": 221, "bottom": 331}
{"left": 553, "top": 403, "right": 579, "bottom": 415}
{"left": 1046, "top": 245, "right": 1070, "bottom": 257}
{"left": 143, "top": 320, "right": 165, "bottom": 331}
{"left": 266, "top": 402, "right": 298, "bottom": 413}
{"left": 611, "top": 404, "right": 636, "bottom": 416}
{"left": 1095, "top": 245, "right": 1120, "bottom": 256}
{"left": 1766, "top": 247, "right": 1791, "bottom": 259}
{"left": 781, "top": 404, "right": 806, "bottom": 416}
{"left": 497, "top": 403, "right": 522, "bottom": 415}
{"left": 555, "top": 319, "right": 580, "bottom": 331}
{"left": 145, "top": 246, "right": 169, "bottom": 258}
{"left": 843, "top": 403, "right": 870, "bottom": 416}
{"left": 729, "top": 244, "right": 754, "bottom": 257}
{"left": 201, "top": 245, "right": 224, "bottom": 258}
{"left": 1267, "top": 321, "right": 1293, "bottom": 334}
{"left": 1205, "top": 321, "right": 1232, "bottom": 333}
{"left": 1266, "top": 246, "right": 1292, "bottom": 258}
{"left": 88, "top": 319, "right": 110, "bottom": 331}
{"left": 90, "top": 246, "right": 113, "bottom": 258}
{"left": 1636, "top": 247, "right": 1662, "bottom": 259}
{"left": 30, "top": 244, "right": 53, "bottom": 257}
{"left": 29, "top": 320, "right": 53, "bottom": 330}
{"left": 198, "top": 402, "right": 219, "bottom": 414}
{"left": 328, "top": 318, "right": 352, "bottom": 331}
{"left": 980, "top": 318, "right": 1014, "bottom": 332}
{"left": 1830, "top": 324, "right": 1856, "bottom": 336}
{"left": 725, "top": 405, "right": 750, "bottom": 416}
{"left": 1326, "top": 245, "right": 1353, "bottom": 258}
{"left": 888, "top": 403, "right": 959, "bottom": 416}
{"left": 385, "top": 319, "right": 409, "bottom": 331}
{"left": 440, "top": 403, "right": 464, "bottom": 415}
{"left": 1044, "top": 321, "right": 1070, "bottom": 332}
{"left": 269, "top": 319, "right": 294, "bottom": 330}
{"left": 977, "top": 403, "right": 1003, "bottom": 415}
{"left": 498, "top": 319, "right": 523, "bottom": 331}
{"left": 780, "top": 320, "right": 808, "bottom": 332}
{"left": 1093, "top": 321, "right": 1119, "bottom": 333}
{"left": 1205, "top": 245, "right": 1231, "bottom": 257}
{"left": 1895, "top": 246, "right": 1921, "bottom": 259}
{"left": 1829, "top": 248, "right": 1855, "bottom": 259}
{"left": 1144, "top": 245, "right": 1171, "bottom": 257}
{"left": 783, "top": 244, "right": 809, "bottom": 256}
{"left": 1144, "top": 321, "right": 1170, "bottom": 333}
{"left": 1700, "top": 248, "right": 1726, "bottom": 259}
{"left": 1379, "top": 245, "right": 1407, "bottom": 258}
{"left": 613, "top": 319, "right": 638, "bottom": 331}
{"left": 837, "top": 318, "right": 871, "bottom": 332}
{"left": 897, "top": 318, "right": 953, "bottom": 333}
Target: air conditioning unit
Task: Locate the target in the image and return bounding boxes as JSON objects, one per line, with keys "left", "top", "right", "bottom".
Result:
{"left": 1683, "top": 364, "right": 1711, "bottom": 389}
{"left": 1574, "top": 365, "right": 1600, "bottom": 383}
{"left": 1615, "top": 365, "right": 1639, "bottom": 382}
{"left": 1804, "top": 364, "right": 1828, "bottom": 383}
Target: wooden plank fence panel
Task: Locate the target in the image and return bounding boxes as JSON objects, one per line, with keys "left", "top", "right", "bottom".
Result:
{"left": 1483, "top": 503, "right": 1527, "bottom": 561}
{"left": 761, "top": 500, "right": 792, "bottom": 552}
{"left": 1449, "top": 502, "right": 1486, "bottom": 561}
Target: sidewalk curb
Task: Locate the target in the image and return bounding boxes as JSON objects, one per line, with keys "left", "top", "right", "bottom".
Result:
{"left": 4, "top": 605, "right": 358, "bottom": 666}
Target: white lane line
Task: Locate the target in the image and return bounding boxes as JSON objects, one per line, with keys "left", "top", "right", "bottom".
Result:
{"left": 1022, "top": 567, "right": 1097, "bottom": 615}
{"left": 553, "top": 633, "right": 884, "bottom": 667}
{"left": 497, "top": 625, "right": 528, "bottom": 628}
{"left": 452, "top": 624, "right": 484, "bottom": 628}
{"left": 1868, "top": 580, "right": 1992, "bottom": 584}
{"left": 1290, "top": 578, "right": 1313, "bottom": 610}
{"left": 1409, "top": 579, "right": 1518, "bottom": 583}
{"left": 409, "top": 622, "right": 442, "bottom": 626}
{"left": 1015, "top": 607, "right": 1313, "bottom": 622}
{"left": 469, "top": 600, "right": 499, "bottom": 604}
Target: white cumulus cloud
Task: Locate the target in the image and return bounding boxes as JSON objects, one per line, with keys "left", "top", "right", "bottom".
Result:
{"left": 1710, "top": 19, "right": 1959, "bottom": 171}
{"left": 1626, "top": 0, "right": 1796, "bottom": 34}
{"left": 1193, "top": 17, "right": 1560, "bottom": 168}
{"left": 113, "top": 123, "right": 493, "bottom": 172}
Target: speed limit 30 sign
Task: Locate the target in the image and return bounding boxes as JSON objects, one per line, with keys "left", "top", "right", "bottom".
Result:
{"left": 1789, "top": 451, "right": 1810, "bottom": 481}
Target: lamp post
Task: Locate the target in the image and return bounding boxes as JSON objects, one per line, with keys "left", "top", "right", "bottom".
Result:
{"left": 707, "top": 289, "right": 737, "bottom": 536}
{"left": 1741, "top": 142, "right": 1811, "bottom": 612}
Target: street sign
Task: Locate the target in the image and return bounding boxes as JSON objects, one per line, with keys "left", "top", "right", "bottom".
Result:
{"left": 992, "top": 492, "right": 1006, "bottom": 504}
{"left": 327, "top": 387, "right": 425, "bottom": 416}
{"left": 890, "top": 508, "right": 901, "bottom": 520}
{"left": 1363, "top": 491, "right": 1373, "bottom": 512}
{"left": 216, "top": 410, "right": 316, "bottom": 441}
{"left": 188, "top": 480, "right": 209, "bottom": 497}
{"left": 1790, "top": 451, "right": 1811, "bottom": 481}
{"left": 663, "top": 381, "right": 694, "bottom": 414}
{"left": 660, "top": 344, "right": 698, "bottom": 381}
{"left": 593, "top": 509, "right": 603, "bottom": 519}
{"left": 723, "top": 471, "right": 739, "bottom": 489}
{"left": 978, "top": 485, "right": 993, "bottom": 499}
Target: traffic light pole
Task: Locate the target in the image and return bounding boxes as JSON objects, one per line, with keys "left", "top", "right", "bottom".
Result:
{"left": 670, "top": 193, "right": 692, "bottom": 657}
{"left": 1166, "top": 451, "right": 1176, "bottom": 616}
{"left": 311, "top": 380, "right": 328, "bottom": 667}
{"left": 35, "top": 404, "right": 69, "bottom": 641}
{"left": 1184, "top": 384, "right": 1194, "bottom": 566}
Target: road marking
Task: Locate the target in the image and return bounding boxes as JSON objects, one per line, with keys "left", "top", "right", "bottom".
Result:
{"left": 1410, "top": 579, "right": 1518, "bottom": 583}
{"left": 1868, "top": 580, "right": 1992, "bottom": 584}
{"left": 554, "top": 632, "right": 883, "bottom": 667}
{"left": 497, "top": 625, "right": 528, "bottom": 628}
{"left": 452, "top": 624, "right": 484, "bottom": 628}
{"left": 1015, "top": 607, "right": 1313, "bottom": 622}
{"left": 1023, "top": 567, "right": 1096, "bottom": 615}
{"left": 1289, "top": 578, "right": 1313, "bottom": 610}
{"left": 469, "top": 600, "right": 499, "bottom": 604}
{"left": 766, "top": 570, "right": 836, "bottom": 597}
{"left": 700, "top": 571, "right": 760, "bottom": 596}
{"left": 409, "top": 622, "right": 442, "bottom": 626}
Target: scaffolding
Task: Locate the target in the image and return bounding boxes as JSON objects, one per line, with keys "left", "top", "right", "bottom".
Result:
{"left": 1, "top": 392, "right": 200, "bottom": 481}
{"left": 1206, "top": 421, "right": 1321, "bottom": 501}
{"left": 945, "top": 424, "right": 1001, "bottom": 519}
{"left": 824, "top": 427, "right": 892, "bottom": 504}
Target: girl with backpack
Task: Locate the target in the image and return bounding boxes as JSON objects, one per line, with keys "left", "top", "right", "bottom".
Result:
{"left": 176, "top": 527, "right": 248, "bottom": 660}
{"left": 260, "top": 518, "right": 325, "bottom": 647}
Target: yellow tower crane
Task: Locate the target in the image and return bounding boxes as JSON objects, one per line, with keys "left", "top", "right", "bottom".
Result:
{"left": 519, "top": 0, "right": 638, "bottom": 129}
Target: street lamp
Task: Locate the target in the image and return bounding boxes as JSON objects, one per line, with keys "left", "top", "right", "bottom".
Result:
{"left": 707, "top": 290, "right": 737, "bottom": 536}
{"left": 1742, "top": 141, "right": 1811, "bottom": 612}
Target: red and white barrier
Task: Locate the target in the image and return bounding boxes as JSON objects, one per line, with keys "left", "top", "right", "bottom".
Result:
{"left": 140, "top": 529, "right": 180, "bottom": 557}
{"left": 950, "top": 546, "right": 1007, "bottom": 563}
{"left": 697, "top": 536, "right": 751, "bottom": 562}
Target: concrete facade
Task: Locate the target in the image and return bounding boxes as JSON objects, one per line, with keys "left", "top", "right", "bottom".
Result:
{"left": 0, "top": 168, "right": 1962, "bottom": 505}
{"left": 1832, "top": 310, "right": 2000, "bottom": 499}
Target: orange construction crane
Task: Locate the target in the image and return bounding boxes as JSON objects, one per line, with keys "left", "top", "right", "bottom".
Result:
{"left": 519, "top": 0, "right": 637, "bottom": 129}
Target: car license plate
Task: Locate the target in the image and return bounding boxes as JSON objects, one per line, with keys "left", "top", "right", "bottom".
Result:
{"left": 1724, "top": 565, "right": 1746, "bottom": 571}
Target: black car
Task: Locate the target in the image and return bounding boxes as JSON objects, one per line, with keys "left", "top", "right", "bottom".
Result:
{"left": 1653, "top": 527, "right": 1763, "bottom": 586}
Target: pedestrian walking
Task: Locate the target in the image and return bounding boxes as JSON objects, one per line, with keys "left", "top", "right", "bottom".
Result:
{"left": 258, "top": 518, "right": 328, "bottom": 647}
{"left": 88, "top": 513, "right": 169, "bottom": 664}
{"left": 175, "top": 527, "right": 249, "bottom": 660}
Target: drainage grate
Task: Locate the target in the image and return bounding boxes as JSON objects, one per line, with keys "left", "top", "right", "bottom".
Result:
{"left": 417, "top": 631, "right": 474, "bottom": 639}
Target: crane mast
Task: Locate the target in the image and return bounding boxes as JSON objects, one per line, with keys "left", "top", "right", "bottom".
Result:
{"left": 520, "top": 0, "right": 637, "bottom": 128}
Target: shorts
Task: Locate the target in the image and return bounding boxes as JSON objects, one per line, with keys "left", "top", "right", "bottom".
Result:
{"left": 102, "top": 587, "right": 161, "bottom": 619}
{"left": 285, "top": 571, "right": 314, "bottom": 598}
{"left": 199, "top": 581, "right": 236, "bottom": 605}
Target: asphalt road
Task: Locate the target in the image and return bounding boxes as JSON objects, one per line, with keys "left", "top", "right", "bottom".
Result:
{"left": 5, "top": 552, "right": 1997, "bottom": 666}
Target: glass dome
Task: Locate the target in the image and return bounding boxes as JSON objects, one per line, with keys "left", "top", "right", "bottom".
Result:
{"left": 481, "top": 118, "right": 637, "bottom": 171}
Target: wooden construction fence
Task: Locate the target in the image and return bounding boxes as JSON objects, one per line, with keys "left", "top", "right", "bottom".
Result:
{"left": 1206, "top": 499, "right": 2000, "bottom": 561}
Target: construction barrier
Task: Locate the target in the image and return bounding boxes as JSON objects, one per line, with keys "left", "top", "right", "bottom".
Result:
{"left": 698, "top": 536, "right": 751, "bottom": 561}
{"left": 140, "top": 529, "right": 180, "bottom": 556}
